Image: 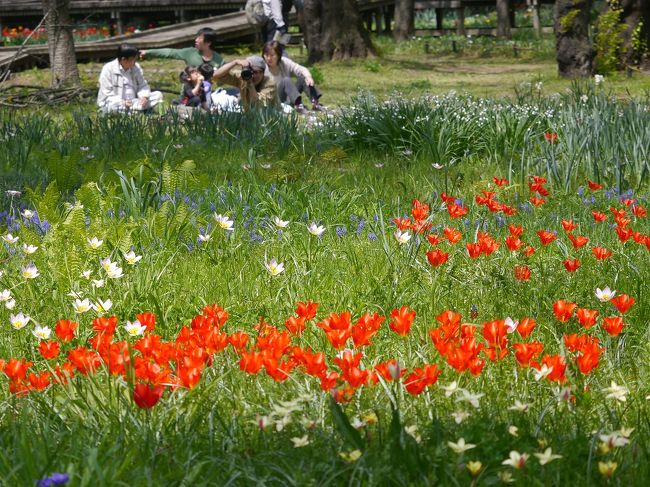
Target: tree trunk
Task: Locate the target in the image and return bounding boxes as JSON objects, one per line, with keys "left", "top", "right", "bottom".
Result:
{"left": 555, "top": 0, "right": 594, "bottom": 77}
{"left": 496, "top": 0, "right": 511, "bottom": 38}
{"left": 620, "top": 0, "right": 650, "bottom": 66}
{"left": 394, "top": 0, "right": 415, "bottom": 41}
{"left": 42, "top": 0, "right": 80, "bottom": 88}
{"left": 303, "top": 0, "right": 374, "bottom": 63}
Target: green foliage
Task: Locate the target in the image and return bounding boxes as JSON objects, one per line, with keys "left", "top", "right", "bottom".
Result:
{"left": 309, "top": 65, "right": 324, "bottom": 85}
{"left": 594, "top": 2, "right": 629, "bottom": 73}
{"left": 559, "top": 9, "right": 581, "bottom": 34}
{"left": 631, "top": 20, "right": 649, "bottom": 65}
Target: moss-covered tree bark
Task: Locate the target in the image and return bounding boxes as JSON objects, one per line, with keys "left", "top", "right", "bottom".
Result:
{"left": 302, "top": 0, "right": 374, "bottom": 63}
{"left": 394, "top": 0, "right": 415, "bottom": 41}
{"left": 555, "top": 0, "right": 594, "bottom": 77}
{"left": 42, "top": 0, "right": 80, "bottom": 88}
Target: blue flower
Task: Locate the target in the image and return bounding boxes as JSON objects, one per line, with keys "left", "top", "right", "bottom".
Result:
{"left": 36, "top": 472, "right": 69, "bottom": 487}
{"left": 368, "top": 232, "right": 377, "bottom": 241}
{"left": 335, "top": 226, "right": 347, "bottom": 237}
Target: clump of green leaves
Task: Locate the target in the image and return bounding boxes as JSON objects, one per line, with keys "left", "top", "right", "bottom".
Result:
{"left": 594, "top": 0, "right": 628, "bottom": 73}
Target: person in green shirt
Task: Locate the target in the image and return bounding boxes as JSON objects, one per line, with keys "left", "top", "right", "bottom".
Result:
{"left": 140, "top": 27, "right": 224, "bottom": 69}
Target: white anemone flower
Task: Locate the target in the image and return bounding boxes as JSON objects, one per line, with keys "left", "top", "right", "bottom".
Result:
{"left": 534, "top": 364, "right": 553, "bottom": 381}
{"left": 502, "top": 451, "right": 529, "bottom": 469}
{"left": 307, "top": 223, "right": 325, "bottom": 237}
{"left": 394, "top": 229, "right": 412, "bottom": 244}
{"left": 5, "top": 299, "right": 16, "bottom": 310}
{"left": 0, "top": 289, "right": 11, "bottom": 302}
{"left": 21, "top": 264, "right": 40, "bottom": 279}
{"left": 455, "top": 389, "right": 484, "bottom": 409}
{"left": 73, "top": 298, "right": 92, "bottom": 314}
{"left": 87, "top": 237, "right": 103, "bottom": 249}
{"left": 594, "top": 74, "right": 605, "bottom": 85}
{"left": 123, "top": 250, "right": 142, "bottom": 265}
{"left": 265, "top": 258, "right": 285, "bottom": 276}
{"left": 603, "top": 381, "right": 629, "bottom": 402}
{"left": 22, "top": 243, "right": 38, "bottom": 254}
{"left": 441, "top": 381, "right": 460, "bottom": 397}
{"left": 508, "top": 400, "right": 530, "bottom": 413}
{"left": 198, "top": 233, "right": 211, "bottom": 243}
{"left": 213, "top": 213, "right": 234, "bottom": 231}
{"left": 92, "top": 279, "right": 105, "bottom": 288}
{"left": 504, "top": 317, "right": 518, "bottom": 334}
{"left": 81, "top": 270, "right": 92, "bottom": 279}
{"left": 596, "top": 286, "right": 616, "bottom": 302}
{"left": 32, "top": 325, "right": 52, "bottom": 340}
{"left": 448, "top": 438, "right": 476, "bottom": 454}
{"left": 451, "top": 411, "right": 470, "bottom": 424}
{"left": 534, "top": 447, "right": 562, "bottom": 465}
{"left": 106, "top": 265, "right": 124, "bottom": 279}
{"left": 290, "top": 435, "right": 310, "bottom": 448}
{"left": 124, "top": 319, "right": 147, "bottom": 337}
{"left": 2, "top": 233, "right": 19, "bottom": 244}
{"left": 273, "top": 216, "right": 289, "bottom": 228}
{"left": 94, "top": 298, "right": 113, "bottom": 314}
{"left": 21, "top": 209, "right": 35, "bottom": 219}
{"left": 10, "top": 312, "right": 31, "bottom": 330}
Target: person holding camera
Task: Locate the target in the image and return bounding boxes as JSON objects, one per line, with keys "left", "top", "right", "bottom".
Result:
{"left": 212, "top": 55, "right": 276, "bottom": 110}
{"left": 97, "top": 43, "right": 163, "bottom": 113}
{"left": 262, "top": 40, "right": 322, "bottom": 114}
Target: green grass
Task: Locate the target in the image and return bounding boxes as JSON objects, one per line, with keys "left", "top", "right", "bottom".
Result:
{"left": 0, "top": 41, "right": 649, "bottom": 485}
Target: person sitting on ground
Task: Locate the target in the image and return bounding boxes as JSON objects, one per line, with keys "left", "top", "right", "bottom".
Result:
{"left": 198, "top": 63, "right": 214, "bottom": 110}
{"left": 97, "top": 43, "right": 163, "bottom": 113}
{"left": 140, "top": 27, "right": 223, "bottom": 71}
{"left": 262, "top": 40, "right": 322, "bottom": 113}
{"left": 212, "top": 55, "right": 276, "bottom": 111}
{"left": 178, "top": 66, "right": 204, "bottom": 108}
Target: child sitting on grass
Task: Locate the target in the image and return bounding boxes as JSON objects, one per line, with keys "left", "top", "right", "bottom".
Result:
{"left": 178, "top": 66, "right": 203, "bottom": 108}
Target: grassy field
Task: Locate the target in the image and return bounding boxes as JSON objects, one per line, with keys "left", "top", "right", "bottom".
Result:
{"left": 1, "top": 35, "right": 650, "bottom": 486}
{"left": 6, "top": 34, "right": 650, "bottom": 107}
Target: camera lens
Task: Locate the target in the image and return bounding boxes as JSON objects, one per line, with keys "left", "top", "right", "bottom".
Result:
{"left": 241, "top": 68, "right": 253, "bottom": 81}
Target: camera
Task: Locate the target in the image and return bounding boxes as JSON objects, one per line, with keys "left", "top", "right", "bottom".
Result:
{"left": 240, "top": 67, "right": 253, "bottom": 81}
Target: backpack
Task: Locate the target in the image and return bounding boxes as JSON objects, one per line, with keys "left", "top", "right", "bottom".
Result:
{"left": 245, "top": 0, "right": 267, "bottom": 25}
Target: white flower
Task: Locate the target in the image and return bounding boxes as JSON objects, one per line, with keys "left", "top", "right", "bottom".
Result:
{"left": 10, "top": 312, "right": 30, "bottom": 330}
{"left": 404, "top": 425, "right": 421, "bottom": 443}
{"left": 92, "top": 279, "right": 105, "bottom": 288}
{"left": 265, "top": 259, "right": 285, "bottom": 276}
{"left": 441, "top": 381, "right": 460, "bottom": 397}
{"left": 432, "top": 163, "right": 444, "bottom": 170}
{"left": 0, "top": 289, "right": 11, "bottom": 302}
{"left": 2, "top": 233, "right": 19, "bottom": 244}
{"left": 534, "top": 364, "right": 553, "bottom": 381}
{"left": 73, "top": 298, "right": 92, "bottom": 314}
{"left": 124, "top": 319, "right": 147, "bottom": 336}
{"left": 599, "top": 432, "right": 629, "bottom": 448}
{"left": 22, "top": 243, "right": 38, "bottom": 255}
{"left": 213, "top": 213, "right": 234, "bottom": 231}
{"left": 290, "top": 435, "right": 310, "bottom": 448}
{"left": 448, "top": 438, "right": 476, "bottom": 454}
{"left": 581, "top": 94, "right": 589, "bottom": 103}
{"left": 123, "top": 250, "right": 142, "bottom": 265}
{"left": 535, "top": 81, "right": 543, "bottom": 91}
{"left": 508, "top": 400, "right": 530, "bottom": 413}
{"left": 534, "top": 447, "right": 562, "bottom": 465}
{"left": 87, "top": 237, "right": 103, "bottom": 249}
{"left": 508, "top": 425, "right": 519, "bottom": 437}
{"left": 455, "top": 389, "right": 484, "bottom": 409}
{"left": 603, "top": 381, "right": 628, "bottom": 402}
{"left": 100, "top": 257, "right": 114, "bottom": 271}
{"left": 502, "top": 451, "right": 529, "bottom": 469}
{"left": 5, "top": 190, "right": 21, "bottom": 197}
{"left": 21, "top": 209, "right": 35, "bottom": 219}
{"left": 106, "top": 266, "right": 124, "bottom": 279}
{"left": 594, "top": 74, "right": 605, "bottom": 85}
{"left": 198, "top": 233, "right": 211, "bottom": 242}
{"left": 504, "top": 317, "right": 518, "bottom": 334}
{"left": 81, "top": 270, "right": 92, "bottom": 279}
{"left": 5, "top": 299, "right": 16, "bottom": 310}
{"left": 451, "top": 410, "right": 470, "bottom": 424}
{"left": 32, "top": 325, "right": 52, "bottom": 340}
{"left": 596, "top": 286, "right": 616, "bottom": 302}
{"left": 394, "top": 229, "right": 412, "bottom": 244}
{"left": 307, "top": 223, "right": 325, "bottom": 236}
{"left": 273, "top": 216, "right": 289, "bottom": 228}
{"left": 93, "top": 298, "right": 113, "bottom": 314}
{"left": 21, "top": 264, "right": 40, "bottom": 279}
